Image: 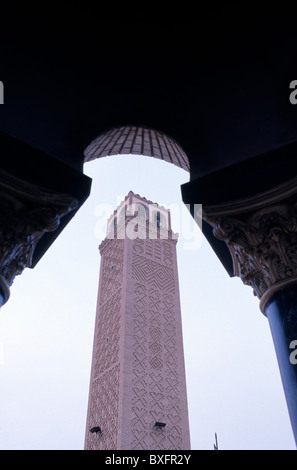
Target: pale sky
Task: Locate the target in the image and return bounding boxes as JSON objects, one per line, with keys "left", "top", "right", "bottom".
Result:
{"left": 0, "top": 154, "right": 295, "bottom": 450}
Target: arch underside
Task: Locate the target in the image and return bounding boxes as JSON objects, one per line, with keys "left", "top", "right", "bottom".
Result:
{"left": 84, "top": 126, "right": 190, "bottom": 172}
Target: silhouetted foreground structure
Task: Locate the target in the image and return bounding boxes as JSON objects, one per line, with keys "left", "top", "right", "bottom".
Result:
{"left": 1, "top": 7, "right": 297, "bottom": 445}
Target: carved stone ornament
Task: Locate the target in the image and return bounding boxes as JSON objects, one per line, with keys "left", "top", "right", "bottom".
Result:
{"left": 0, "top": 169, "right": 78, "bottom": 304}
{"left": 202, "top": 176, "right": 297, "bottom": 305}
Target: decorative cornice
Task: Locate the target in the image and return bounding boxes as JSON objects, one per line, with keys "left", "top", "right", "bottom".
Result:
{"left": 206, "top": 203, "right": 297, "bottom": 299}
{"left": 0, "top": 169, "right": 78, "bottom": 304}
{"left": 203, "top": 177, "right": 297, "bottom": 311}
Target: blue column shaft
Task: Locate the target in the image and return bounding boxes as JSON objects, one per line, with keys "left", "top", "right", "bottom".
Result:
{"left": 264, "top": 286, "right": 297, "bottom": 446}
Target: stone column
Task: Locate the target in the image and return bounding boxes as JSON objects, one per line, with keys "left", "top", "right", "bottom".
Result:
{"left": 202, "top": 176, "right": 297, "bottom": 446}
{"left": 0, "top": 169, "right": 78, "bottom": 306}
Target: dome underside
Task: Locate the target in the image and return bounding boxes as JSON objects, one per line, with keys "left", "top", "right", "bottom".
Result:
{"left": 84, "top": 126, "right": 190, "bottom": 172}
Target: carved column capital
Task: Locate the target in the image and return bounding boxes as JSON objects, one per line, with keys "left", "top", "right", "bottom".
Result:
{"left": 0, "top": 169, "right": 78, "bottom": 304}
{"left": 202, "top": 177, "right": 297, "bottom": 311}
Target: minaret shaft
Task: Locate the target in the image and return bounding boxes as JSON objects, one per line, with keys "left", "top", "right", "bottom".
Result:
{"left": 84, "top": 192, "right": 190, "bottom": 450}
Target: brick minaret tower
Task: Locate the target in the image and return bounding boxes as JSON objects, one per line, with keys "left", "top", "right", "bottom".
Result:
{"left": 84, "top": 192, "right": 191, "bottom": 450}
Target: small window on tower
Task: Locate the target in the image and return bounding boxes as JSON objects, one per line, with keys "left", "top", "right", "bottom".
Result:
{"left": 111, "top": 266, "right": 114, "bottom": 272}
{"left": 156, "top": 211, "right": 161, "bottom": 227}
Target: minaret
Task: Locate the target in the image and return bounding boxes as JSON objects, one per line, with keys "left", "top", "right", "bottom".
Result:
{"left": 84, "top": 191, "right": 191, "bottom": 450}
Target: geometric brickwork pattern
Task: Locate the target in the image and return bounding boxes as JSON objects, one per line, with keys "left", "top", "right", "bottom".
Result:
{"left": 86, "top": 364, "right": 120, "bottom": 450}
{"left": 84, "top": 239, "right": 124, "bottom": 450}
{"left": 84, "top": 125, "right": 190, "bottom": 172}
{"left": 84, "top": 193, "right": 190, "bottom": 450}
{"left": 130, "top": 238, "right": 188, "bottom": 449}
